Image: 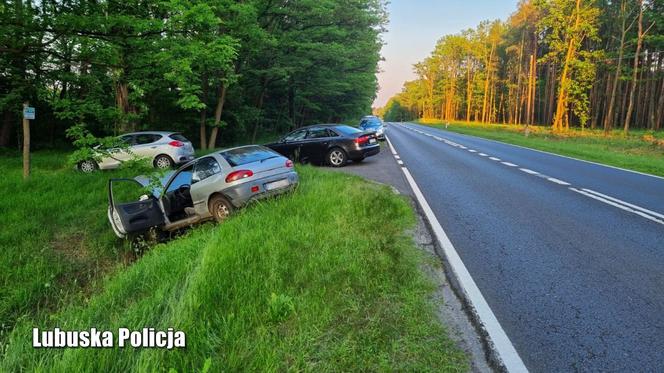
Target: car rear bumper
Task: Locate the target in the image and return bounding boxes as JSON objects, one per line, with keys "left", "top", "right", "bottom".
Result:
{"left": 223, "top": 171, "right": 299, "bottom": 208}
{"left": 348, "top": 144, "right": 380, "bottom": 160}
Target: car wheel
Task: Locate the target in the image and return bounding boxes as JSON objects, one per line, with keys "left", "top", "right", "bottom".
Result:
{"left": 79, "top": 160, "right": 97, "bottom": 173}
{"left": 327, "top": 148, "right": 347, "bottom": 167}
{"left": 154, "top": 155, "right": 174, "bottom": 169}
{"left": 209, "top": 195, "right": 234, "bottom": 223}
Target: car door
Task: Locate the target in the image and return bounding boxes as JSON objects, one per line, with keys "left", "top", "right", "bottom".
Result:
{"left": 301, "top": 127, "right": 332, "bottom": 163}
{"left": 108, "top": 179, "right": 165, "bottom": 237}
{"left": 189, "top": 156, "right": 223, "bottom": 216}
{"left": 131, "top": 134, "right": 162, "bottom": 160}
{"left": 272, "top": 129, "right": 308, "bottom": 161}
{"left": 99, "top": 135, "right": 134, "bottom": 169}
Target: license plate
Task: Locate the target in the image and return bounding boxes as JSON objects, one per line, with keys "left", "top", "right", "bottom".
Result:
{"left": 369, "top": 138, "right": 376, "bottom": 144}
{"left": 265, "top": 179, "right": 290, "bottom": 191}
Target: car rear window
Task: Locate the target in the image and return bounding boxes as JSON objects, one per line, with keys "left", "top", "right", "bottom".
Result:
{"left": 334, "top": 125, "right": 362, "bottom": 135}
{"left": 220, "top": 146, "right": 279, "bottom": 167}
{"left": 170, "top": 133, "right": 189, "bottom": 142}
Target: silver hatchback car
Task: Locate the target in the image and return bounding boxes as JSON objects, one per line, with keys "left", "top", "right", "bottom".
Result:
{"left": 79, "top": 131, "right": 195, "bottom": 172}
{"left": 107, "top": 145, "right": 298, "bottom": 238}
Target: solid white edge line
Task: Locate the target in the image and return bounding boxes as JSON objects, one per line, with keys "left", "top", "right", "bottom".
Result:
{"left": 404, "top": 122, "right": 664, "bottom": 181}
{"left": 386, "top": 133, "right": 528, "bottom": 373}
{"left": 581, "top": 188, "right": 664, "bottom": 220}
{"left": 569, "top": 188, "right": 664, "bottom": 226}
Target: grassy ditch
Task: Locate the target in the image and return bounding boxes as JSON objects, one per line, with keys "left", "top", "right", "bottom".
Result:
{"left": 1, "top": 153, "right": 467, "bottom": 371}
{"left": 415, "top": 119, "right": 664, "bottom": 177}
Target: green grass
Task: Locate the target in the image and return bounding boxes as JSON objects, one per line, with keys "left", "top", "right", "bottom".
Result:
{"left": 0, "top": 151, "right": 134, "bottom": 342}
{"left": 0, "top": 152, "right": 467, "bottom": 371}
{"left": 415, "top": 120, "right": 664, "bottom": 177}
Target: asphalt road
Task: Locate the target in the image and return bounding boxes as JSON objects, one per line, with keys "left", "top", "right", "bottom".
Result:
{"left": 385, "top": 122, "right": 664, "bottom": 372}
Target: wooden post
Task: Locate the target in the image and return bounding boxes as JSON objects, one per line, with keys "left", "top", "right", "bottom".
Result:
{"left": 22, "top": 102, "right": 31, "bottom": 179}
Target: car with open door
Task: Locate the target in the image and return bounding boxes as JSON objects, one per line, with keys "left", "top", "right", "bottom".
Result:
{"left": 107, "top": 145, "right": 298, "bottom": 238}
{"left": 265, "top": 124, "right": 380, "bottom": 167}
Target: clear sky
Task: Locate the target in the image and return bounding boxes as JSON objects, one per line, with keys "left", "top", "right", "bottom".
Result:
{"left": 374, "top": 0, "right": 519, "bottom": 108}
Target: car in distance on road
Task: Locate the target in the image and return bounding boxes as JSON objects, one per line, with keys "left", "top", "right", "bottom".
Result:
{"left": 359, "top": 116, "right": 386, "bottom": 140}
{"left": 78, "top": 131, "right": 195, "bottom": 173}
{"left": 107, "top": 145, "right": 298, "bottom": 238}
{"left": 265, "top": 124, "right": 380, "bottom": 167}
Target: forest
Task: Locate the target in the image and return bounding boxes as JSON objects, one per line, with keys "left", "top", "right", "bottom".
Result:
{"left": 0, "top": 0, "right": 385, "bottom": 150}
{"left": 381, "top": 0, "right": 664, "bottom": 134}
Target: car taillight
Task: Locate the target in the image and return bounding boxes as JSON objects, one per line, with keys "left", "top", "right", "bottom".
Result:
{"left": 355, "top": 135, "right": 369, "bottom": 145}
{"left": 285, "top": 160, "right": 293, "bottom": 168}
{"left": 225, "top": 170, "right": 254, "bottom": 183}
{"left": 168, "top": 140, "right": 184, "bottom": 147}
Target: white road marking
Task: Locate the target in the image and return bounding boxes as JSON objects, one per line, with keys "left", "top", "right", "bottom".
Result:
{"left": 394, "top": 155, "right": 401, "bottom": 160}
{"left": 502, "top": 162, "right": 518, "bottom": 167}
{"left": 479, "top": 153, "right": 488, "bottom": 157}
{"left": 547, "top": 177, "right": 571, "bottom": 186}
{"left": 519, "top": 168, "right": 539, "bottom": 175}
{"left": 459, "top": 145, "right": 467, "bottom": 149}
{"left": 434, "top": 136, "right": 443, "bottom": 141}
{"left": 570, "top": 188, "right": 664, "bottom": 226}
{"left": 397, "top": 160, "right": 404, "bottom": 165}
{"left": 489, "top": 157, "right": 501, "bottom": 161}
{"left": 468, "top": 149, "right": 477, "bottom": 153}
{"left": 406, "top": 123, "right": 664, "bottom": 181}
{"left": 581, "top": 188, "right": 664, "bottom": 220}
{"left": 387, "top": 137, "right": 527, "bottom": 373}
{"left": 386, "top": 136, "right": 398, "bottom": 155}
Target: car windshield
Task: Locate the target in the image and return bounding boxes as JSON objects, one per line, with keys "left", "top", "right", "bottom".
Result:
{"left": 334, "top": 125, "right": 363, "bottom": 136}
{"left": 361, "top": 121, "right": 382, "bottom": 128}
{"left": 220, "top": 146, "right": 279, "bottom": 167}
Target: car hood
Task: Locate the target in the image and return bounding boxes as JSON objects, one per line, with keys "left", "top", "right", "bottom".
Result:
{"left": 134, "top": 171, "right": 175, "bottom": 197}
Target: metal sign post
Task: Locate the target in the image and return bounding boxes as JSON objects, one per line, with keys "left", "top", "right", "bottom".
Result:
{"left": 22, "top": 103, "right": 34, "bottom": 179}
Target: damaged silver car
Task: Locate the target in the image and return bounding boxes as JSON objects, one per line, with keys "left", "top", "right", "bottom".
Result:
{"left": 108, "top": 145, "right": 298, "bottom": 238}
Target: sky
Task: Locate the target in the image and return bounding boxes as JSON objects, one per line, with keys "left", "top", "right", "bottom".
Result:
{"left": 374, "top": 0, "right": 519, "bottom": 108}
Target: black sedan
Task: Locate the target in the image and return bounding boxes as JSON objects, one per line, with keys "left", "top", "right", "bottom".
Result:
{"left": 265, "top": 124, "right": 380, "bottom": 167}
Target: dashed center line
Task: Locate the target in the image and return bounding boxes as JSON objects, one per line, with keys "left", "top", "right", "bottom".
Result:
{"left": 547, "top": 177, "right": 571, "bottom": 186}
{"left": 397, "top": 123, "right": 664, "bottom": 227}
{"left": 519, "top": 168, "right": 539, "bottom": 175}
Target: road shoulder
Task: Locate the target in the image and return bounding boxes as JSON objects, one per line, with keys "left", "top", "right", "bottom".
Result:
{"left": 330, "top": 148, "right": 494, "bottom": 372}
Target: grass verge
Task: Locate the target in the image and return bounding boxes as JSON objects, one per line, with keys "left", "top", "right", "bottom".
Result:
{"left": 1, "top": 154, "right": 467, "bottom": 371}
{"left": 415, "top": 119, "right": 664, "bottom": 177}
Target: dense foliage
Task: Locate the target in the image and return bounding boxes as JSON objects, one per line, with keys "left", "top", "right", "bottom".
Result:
{"left": 382, "top": 0, "right": 664, "bottom": 133}
{"left": 0, "top": 0, "right": 386, "bottom": 150}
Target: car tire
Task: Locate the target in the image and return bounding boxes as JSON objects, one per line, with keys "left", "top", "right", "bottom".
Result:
{"left": 209, "top": 195, "right": 234, "bottom": 223}
{"left": 78, "top": 160, "right": 97, "bottom": 173}
{"left": 326, "top": 148, "right": 347, "bottom": 167}
{"left": 154, "top": 155, "right": 174, "bottom": 169}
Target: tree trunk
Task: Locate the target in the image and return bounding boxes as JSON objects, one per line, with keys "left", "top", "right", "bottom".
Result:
{"left": 466, "top": 61, "right": 473, "bottom": 122}
{"left": 0, "top": 111, "right": 12, "bottom": 147}
{"left": 553, "top": 0, "right": 581, "bottom": 132}
{"left": 482, "top": 42, "right": 495, "bottom": 123}
{"left": 624, "top": 0, "right": 644, "bottom": 134}
{"left": 199, "top": 74, "right": 209, "bottom": 150}
{"left": 207, "top": 83, "right": 227, "bottom": 150}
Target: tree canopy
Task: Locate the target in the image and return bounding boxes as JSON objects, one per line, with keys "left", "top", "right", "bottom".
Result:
{"left": 382, "top": 0, "right": 664, "bottom": 133}
{"left": 0, "top": 0, "right": 387, "bottom": 149}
